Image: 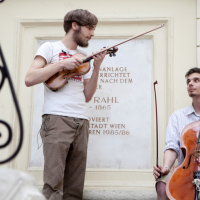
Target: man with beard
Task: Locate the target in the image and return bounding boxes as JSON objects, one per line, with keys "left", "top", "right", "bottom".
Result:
{"left": 25, "top": 9, "right": 106, "bottom": 200}
{"left": 153, "top": 67, "right": 200, "bottom": 200}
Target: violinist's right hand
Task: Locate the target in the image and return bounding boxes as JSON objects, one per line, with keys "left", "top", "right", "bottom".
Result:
{"left": 153, "top": 165, "right": 170, "bottom": 180}
{"left": 62, "top": 57, "right": 83, "bottom": 70}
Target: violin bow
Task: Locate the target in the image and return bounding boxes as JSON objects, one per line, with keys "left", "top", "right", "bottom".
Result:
{"left": 154, "top": 80, "right": 161, "bottom": 178}
{"left": 84, "top": 24, "right": 165, "bottom": 62}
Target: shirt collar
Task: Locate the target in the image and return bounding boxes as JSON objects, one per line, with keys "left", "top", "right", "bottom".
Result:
{"left": 185, "top": 104, "right": 200, "bottom": 117}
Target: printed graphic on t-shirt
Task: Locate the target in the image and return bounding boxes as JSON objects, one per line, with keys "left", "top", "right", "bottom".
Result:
{"left": 59, "top": 52, "right": 83, "bottom": 82}
{"left": 59, "top": 52, "right": 72, "bottom": 60}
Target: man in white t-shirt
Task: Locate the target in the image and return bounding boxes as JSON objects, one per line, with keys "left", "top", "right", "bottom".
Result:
{"left": 25, "top": 9, "right": 106, "bottom": 200}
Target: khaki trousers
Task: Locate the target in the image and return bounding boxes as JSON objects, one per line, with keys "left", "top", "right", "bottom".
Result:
{"left": 40, "top": 115, "right": 89, "bottom": 200}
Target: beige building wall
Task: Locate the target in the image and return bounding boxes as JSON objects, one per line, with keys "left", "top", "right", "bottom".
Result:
{"left": 0, "top": 0, "right": 197, "bottom": 194}
{"left": 198, "top": 0, "right": 200, "bottom": 67}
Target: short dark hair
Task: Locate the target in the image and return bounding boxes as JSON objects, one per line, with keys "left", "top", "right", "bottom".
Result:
{"left": 63, "top": 9, "right": 98, "bottom": 34}
{"left": 185, "top": 67, "right": 200, "bottom": 78}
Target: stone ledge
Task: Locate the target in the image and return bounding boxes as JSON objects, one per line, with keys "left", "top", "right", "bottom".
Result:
{"left": 83, "top": 190, "right": 157, "bottom": 200}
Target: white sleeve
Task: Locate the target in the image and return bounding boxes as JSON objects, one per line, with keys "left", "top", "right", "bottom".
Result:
{"left": 164, "top": 113, "right": 180, "bottom": 157}
{"left": 35, "top": 42, "right": 53, "bottom": 64}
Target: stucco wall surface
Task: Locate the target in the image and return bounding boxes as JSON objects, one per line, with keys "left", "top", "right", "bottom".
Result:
{"left": 0, "top": 0, "right": 197, "bottom": 198}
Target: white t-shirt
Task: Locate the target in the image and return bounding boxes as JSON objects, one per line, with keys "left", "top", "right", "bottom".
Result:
{"left": 35, "top": 41, "right": 92, "bottom": 119}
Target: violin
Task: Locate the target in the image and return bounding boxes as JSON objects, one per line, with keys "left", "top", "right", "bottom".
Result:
{"left": 45, "top": 24, "right": 164, "bottom": 91}
{"left": 166, "top": 121, "right": 200, "bottom": 200}
{"left": 45, "top": 48, "right": 118, "bottom": 91}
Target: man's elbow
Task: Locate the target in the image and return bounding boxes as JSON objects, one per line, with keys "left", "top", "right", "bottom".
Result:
{"left": 25, "top": 77, "right": 33, "bottom": 87}
{"left": 85, "top": 97, "right": 92, "bottom": 103}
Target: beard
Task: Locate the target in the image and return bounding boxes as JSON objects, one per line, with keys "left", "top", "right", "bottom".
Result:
{"left": 189, "top": 93, "right": 196, "bottom": 97}
{"left": 73, "top": 26, "right": 89, "bottom": 48}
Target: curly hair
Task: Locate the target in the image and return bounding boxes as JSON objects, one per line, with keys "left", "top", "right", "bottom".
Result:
{"left": 63, "top": 9, "right": 98, "bottom": 34}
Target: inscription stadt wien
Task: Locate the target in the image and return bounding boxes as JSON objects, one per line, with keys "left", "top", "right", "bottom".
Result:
{"left": 89, "top": 117, "right": 128, "bottom": 135}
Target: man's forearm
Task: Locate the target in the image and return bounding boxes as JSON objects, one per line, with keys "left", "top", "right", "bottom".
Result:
{"left": 25, "top": 60, "right": 64, "bottom": 87}
{"left": 25, "top": 55, "right": 83, "bottom": 87}
{"left": 163, "top": 149, "right": 177, "bottom": 169}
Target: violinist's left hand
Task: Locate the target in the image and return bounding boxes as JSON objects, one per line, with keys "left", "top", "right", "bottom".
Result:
{"left": 92, "top": 50, "right": 107, "bottom": 70}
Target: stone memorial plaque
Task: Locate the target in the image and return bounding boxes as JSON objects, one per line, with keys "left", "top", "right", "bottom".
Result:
{"left": 30, "top": 38, "right": 152, "bottom": 169}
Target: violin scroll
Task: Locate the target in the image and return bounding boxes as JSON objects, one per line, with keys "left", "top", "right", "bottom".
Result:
{"left": 106, "top": 47, "right": 118, "bottom": 57}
